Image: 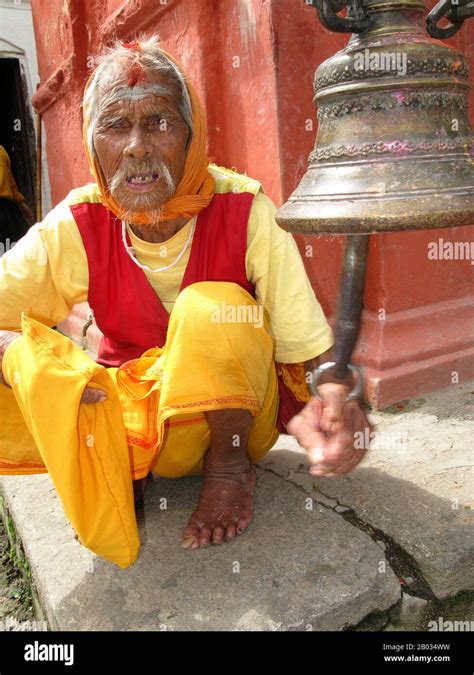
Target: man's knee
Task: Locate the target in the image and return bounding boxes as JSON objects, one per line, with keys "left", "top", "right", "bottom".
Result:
{"left": 171, "top": 281, "right": 267, "bottom": 332}
{"left": 165, "top": 280, "right": 275, "bottom": 410}
{"left": 173, "top": 280, "right": 253, "bottom": 310}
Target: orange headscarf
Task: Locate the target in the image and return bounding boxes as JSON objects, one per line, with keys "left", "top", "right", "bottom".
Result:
{"left": 82, "top": 45, "right": 215, "bottom": 226}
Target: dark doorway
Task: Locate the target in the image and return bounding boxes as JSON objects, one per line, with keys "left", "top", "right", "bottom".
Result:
{"left": 0, "top": 57, "right": 36, "bottom": 217}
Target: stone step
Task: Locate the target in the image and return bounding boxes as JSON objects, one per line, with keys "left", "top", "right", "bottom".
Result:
{"left": 0, "top": 465, "right": 401, "bottom": 631}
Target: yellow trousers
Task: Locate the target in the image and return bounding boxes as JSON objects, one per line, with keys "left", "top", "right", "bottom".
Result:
{"left": 118, "top": 281, "right": 281, "bottom": 480}
{"left": 0, "top": 282, "right": 282, "bottom": 566}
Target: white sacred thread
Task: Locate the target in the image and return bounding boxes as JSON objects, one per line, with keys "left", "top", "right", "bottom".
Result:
{"left": 121, "top": 218, "right": 195, "bottom": 273}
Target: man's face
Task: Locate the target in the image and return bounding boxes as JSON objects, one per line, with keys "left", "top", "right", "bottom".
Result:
{"left": 92, "top": 73, "right": 190, "bottom": 218}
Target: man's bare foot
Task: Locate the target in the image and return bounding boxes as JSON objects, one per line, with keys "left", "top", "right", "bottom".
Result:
{"left": 181, "top": 454, "right": 256, "bottom": 550}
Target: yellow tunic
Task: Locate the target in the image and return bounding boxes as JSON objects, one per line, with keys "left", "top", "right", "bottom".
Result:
{"left": 0, "top": 164, "right": 333, "bottom": 363}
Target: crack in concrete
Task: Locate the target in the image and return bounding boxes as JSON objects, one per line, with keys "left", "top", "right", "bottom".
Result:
{"left": 259, "top": 463, "right": 473, "bottom": 630}
{"left": 261, "top": 464, "right": 435, "bottom": 595}
{"left": 257, "top": 464, "right": 403, "bottom": 629}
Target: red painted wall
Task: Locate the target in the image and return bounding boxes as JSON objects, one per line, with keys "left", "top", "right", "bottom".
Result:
{"left": 30, "top": 0, "right": 474, "bottom": 406}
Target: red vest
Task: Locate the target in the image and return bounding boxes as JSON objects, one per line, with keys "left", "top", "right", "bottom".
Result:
{"left": 70, "top": 192, "right": 305, "bottom": 432}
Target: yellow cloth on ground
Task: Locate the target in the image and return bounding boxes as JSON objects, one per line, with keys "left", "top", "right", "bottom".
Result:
{"left": 0, "top": 165, "right": 334, "bottom": 364}
{"left": 0, "top": 315, "right": 139, "bottom": 568}
{"left": 0, "top": 146, "right": 25, "bottom": 203}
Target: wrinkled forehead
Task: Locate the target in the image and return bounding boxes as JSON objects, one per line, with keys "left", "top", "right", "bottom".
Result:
{"left": 97, "top": 64, "right": 181, "bottom": 110}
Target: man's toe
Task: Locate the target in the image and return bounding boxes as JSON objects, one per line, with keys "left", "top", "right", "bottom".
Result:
{"left": 236, "top": 518, "right": 249, "bottom": 535}
{"left": 211, "top": 526, "right": 225, "bottom": 545}
{"left": 181, "top": 523, "right": 201, "bottom": 549}
{"left": 225, "top": 524, "right": 237, "bottom": 541}
{"left": 198, "top": 526, "right": 211, "bottom": 547}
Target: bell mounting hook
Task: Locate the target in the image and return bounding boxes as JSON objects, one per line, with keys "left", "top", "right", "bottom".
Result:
{"left": 310, "top": 0, "right": 372, "bottom": 33}
{"left": 426, "top": 0, "right": 474, "bottom": 39}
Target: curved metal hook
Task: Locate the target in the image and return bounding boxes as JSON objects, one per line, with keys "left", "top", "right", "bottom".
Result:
{"left": 426, "top": 0, "right": 473, "bottom": 39}
{"left": 312, "top": 0, "right": 372, "bottom": 33}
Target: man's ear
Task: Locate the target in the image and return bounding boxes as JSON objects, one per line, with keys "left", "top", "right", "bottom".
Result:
{"left": 184, "top": 127, "right": 192, "bottom": 152}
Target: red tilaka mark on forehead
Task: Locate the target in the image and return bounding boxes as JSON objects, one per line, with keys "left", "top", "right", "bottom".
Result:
{"left": 127, "top": 62, "right": 146, "bottom": 87}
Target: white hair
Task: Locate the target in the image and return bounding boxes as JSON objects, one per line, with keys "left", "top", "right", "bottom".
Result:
{"left": 83, "top": 34, "right": 193, "bottom": 158}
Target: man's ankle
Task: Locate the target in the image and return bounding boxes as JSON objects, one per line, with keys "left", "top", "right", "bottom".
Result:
{"left": 203, "top": 448, "right": 252, "bottom": 475}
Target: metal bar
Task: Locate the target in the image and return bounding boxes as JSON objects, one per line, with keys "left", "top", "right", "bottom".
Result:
{"left": 333, "top": 234, "right": 369, "bottom": 380}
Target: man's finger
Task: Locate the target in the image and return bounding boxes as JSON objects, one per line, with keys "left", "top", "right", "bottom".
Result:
{"left": 323, "top": 407, "right": 373, "bottom": 475}
{"left": 287, "top": 398, "right": 331, "bottom": 468}
{"left": 80, "top": 387, "right": 108, "bottom": 404}
{"left": 309, "top": 424, "right": 354, "bottom": 474}
{"left": 307, "top": 444, "right": 328, "bottom": 466}
{"left": 310, "top": 402, "right": 357, "bottom": 473}
{"left": 317, "top": 400, "right": 356, "bottom": 466}
{"left": 309, "top": 463, "right": 336, "bottom": 476}
{"left": 318, "top": 383, "right": 350, "bottom": 432}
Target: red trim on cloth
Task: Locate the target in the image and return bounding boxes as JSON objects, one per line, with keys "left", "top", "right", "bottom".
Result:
{"left": 276, "top": 377, "right": 306, "bottom": 434}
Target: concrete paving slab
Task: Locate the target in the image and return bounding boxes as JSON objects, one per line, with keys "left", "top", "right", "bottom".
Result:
{"left": 260, "top": 381, "right": 474, "bottom": 600}
{"left": 0, "top": 467, "right": 400, "bottom": 631}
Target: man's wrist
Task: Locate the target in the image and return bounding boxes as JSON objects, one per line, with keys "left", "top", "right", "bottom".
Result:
{"left": 304, "top": 347, "right": 357, "bottom": 395}
{"left": 0, "top": 331, "right": 22, "bottom": 386}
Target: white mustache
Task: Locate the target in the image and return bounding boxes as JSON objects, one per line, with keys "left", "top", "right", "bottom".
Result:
{"left": 110, "top": 161, "right": 175, "bottom": 192}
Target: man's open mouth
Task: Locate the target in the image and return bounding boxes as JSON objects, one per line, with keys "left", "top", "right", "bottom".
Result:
{"left": 123, "top": 171, "right": 162, "bottom": 193}
{"left": 126, "top": 172, "right": 159, "bottom": 185}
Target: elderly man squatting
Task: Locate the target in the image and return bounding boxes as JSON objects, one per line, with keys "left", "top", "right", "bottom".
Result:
{"left": 0, "top": 36, "right": 372, "bottom": 553}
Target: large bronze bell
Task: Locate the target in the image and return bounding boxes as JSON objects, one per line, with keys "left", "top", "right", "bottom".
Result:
{"left": 276, "top": 0, "right": 473, "bottom": 393}
{"left": 277, "top": 0, "right": 473, "bottom": 234}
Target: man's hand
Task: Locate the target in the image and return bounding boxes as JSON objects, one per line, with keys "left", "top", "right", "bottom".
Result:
{"left": 80, "top": 387, "right": 107, "bottom": 404}
{"left": 287, "top": 382, "right": 374, "bottom": 477}
{"left": 0, "top": 330, "right": 22, "bottom": 386}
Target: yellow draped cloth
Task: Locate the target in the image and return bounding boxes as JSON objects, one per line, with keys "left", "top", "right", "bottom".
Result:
{"left": 0, "top": 281, "right": 291, "bottom": 567}
{"left": 0, "top": 315, "right": 140, "bottom": 569}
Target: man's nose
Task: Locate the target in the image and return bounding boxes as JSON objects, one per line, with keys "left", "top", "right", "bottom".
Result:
{"left": 123, "top": 125, "right": 151, "bottom": 160}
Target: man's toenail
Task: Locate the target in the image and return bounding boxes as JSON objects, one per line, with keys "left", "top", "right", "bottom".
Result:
{"left": 181, "top": 537, "right": 195, "bottom": 549}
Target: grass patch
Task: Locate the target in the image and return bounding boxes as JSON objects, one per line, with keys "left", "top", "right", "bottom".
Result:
{"left": 0, "top": 502, "right": 35, "bottom": 624}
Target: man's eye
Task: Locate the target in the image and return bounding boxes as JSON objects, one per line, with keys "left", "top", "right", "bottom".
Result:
{"left": 148, "top": 116, "right": 170, "bottom": 129}
{"left": 107, "top": 119, "right": 128, "bottom": 129}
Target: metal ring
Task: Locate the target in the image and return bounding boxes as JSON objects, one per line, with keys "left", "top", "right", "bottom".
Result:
{"left": 308, "top": 362, "right": 364, "bottom": 402}
{"left": 426, "top": 0, "right": 466, "bottom": 39}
